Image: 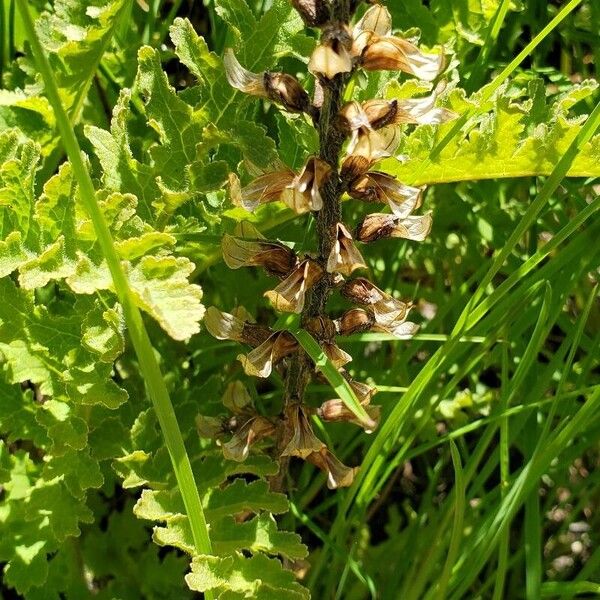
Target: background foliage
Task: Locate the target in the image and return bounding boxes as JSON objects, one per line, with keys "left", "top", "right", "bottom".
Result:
{"left": 0, "top": 0, "right": 598, "bottom": 598}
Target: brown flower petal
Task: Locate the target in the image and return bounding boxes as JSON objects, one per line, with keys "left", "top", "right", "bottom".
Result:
{"left": 232, "top": 170, "right": 297, "bottom": 212}
{"left": 348, "top": 379, "right": 378, "bottom": 404}
{"left": 264, "top": 259, "right": 324, "bottom": 313}
{"left": 356, "top": 212, "right": 433, "bottom": 243}
{"left": 222, "top": 222, "right": 297, "bottom": 278}
{"left": 349, "top": 172, "right": 423, "bottom": 218}
{"left": 237, "top": 331, "right": 298, "bottom": 378}
{"left": 362, "top": 36, "right": 446, "bottom": 81}
{"left": 281, "top": 404, "right": 326, "bottom": 459}
{"left": 222, "top": 416, "right": 276, "bottom": 462}
{"left": 327, "top": 222, "right": 367, "bottom": 276}
{"left": 322, "top": 342, "right": 353, "bottom": 368}
{"left": 375, "top": 320, "right": 420, "bottom": 340}
{"left": 205, "top": 306, "right": 245, "bottom": 341}
{"left": 222, "top": 381, "right": 253, "bottom": 414}
{"left": 281, "top": 157, "right": 332, "bottom": 214}
{"left": 306, "top": 448, "right": 358, "bottom": 489}
{"left": 305, "top": 316, "right": 337, "bottom": 341}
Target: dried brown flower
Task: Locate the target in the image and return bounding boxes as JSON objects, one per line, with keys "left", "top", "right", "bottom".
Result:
{"left": 309, "top": 23, "right": 353, "bottom": 79}
{"left": 222, "top": 381, "right": 253, "bottom": 414}
{"left": 237, "top": 331, "right": 298, "bottom": 378}
{"left": 355, "top": 212, "right": 433, "bottom": 243}
{"left": 348, "top": 172, "right": 423, "bottom": 218}
{"left": 318, "top": 399, "right": 380, "bottom": 432}
{"left": 281, "top": 404, "right": 326, "bottom": 459}
{"left": 222, "top": 416, "right": 276, "bottom": 462}
{"left": 222, "top": 221, "right": 297, "bottom": 278}
{"left": 264, "top": 259, "right": 324, "bottom": 313}
{"left": 306, "top": 447, "right": 358, "bottom": 489}
{"left": 326, "top": 222, "right": 367, "bottom": 276}
{"left": 282, "top": 157, "right": 332, "bottom": 214}
{"left": 231, "top": 169, "right": 296, "bottom": 212}
{"left": 224, "top": 49, "right": 310, "bottom": 113}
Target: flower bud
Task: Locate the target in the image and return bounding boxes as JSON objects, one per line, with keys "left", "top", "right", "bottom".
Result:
{"left": 349, "top": 172, "right": 422, "bottom": 218}
{"left": 292, "top": 0, "right": 330, "bottom": 27}
{"left": 308, "top": 23, "right": 353, "bottom": 79}
{"left": 264, "top": 259, "right": 324, "bottom": 313}
{"left": 237, "top": 331, "right": 298, "bottom": 378}
{"left": 336, "top": 308, "right": 374, "bottom": 336}
{"left": 355, "top": 212, "right": 432, "bottom": 243}
{"left": 326, "top": 222, "right": 367, "bottom": 276}
{"left": 222, "top": 221, "right": 297, "bottom": 278}
{"left": 281, "top": 404, "right": 326, "bottom": 459}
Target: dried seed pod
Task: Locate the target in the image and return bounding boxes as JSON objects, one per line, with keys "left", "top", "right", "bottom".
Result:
{"left": 264, "top": 259, "right": 324, "bottom": 313}
{"left": 326, "top": 222, "right": 367, "bottom": 276}
{"left": 308, "top": 23, "right": 353, "bottom": 79}
{"left": 336, "top": 308, "right": 374, "bottom": 336}
{"left": 281, "top": 157, "right": 332, "bottom": 214}
{"left": 222, "top": 222, "right": 297, "bottom": 278}
{"left": 224, "top": 49, "right": 311, "bottom": 113}
{"left": 281, "top": 404, "right": 326, "bottom": 459}
{"left": 348, "top": 172, "right": 423, "bottom": 218}
{"left": 237, "top": 331, "right": 298, "bottom": 378}
{"left": 222, "top": 416, "right": 276, "bottom": 462}
{"left": 306, "top": 447, "right": 358, "bottom": 489}
{"left": 355, "top": 212, "right": 432, "bottom": 243}
{"left": 292, "top": 0, "right": 330, "bottom": 27}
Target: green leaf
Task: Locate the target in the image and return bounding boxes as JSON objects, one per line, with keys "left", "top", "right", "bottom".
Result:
{"left": 383, "top": 79, "right": 600, "bottom": 184}
{"left": 186, "top": 553, "right": 310, "bottom": 599}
